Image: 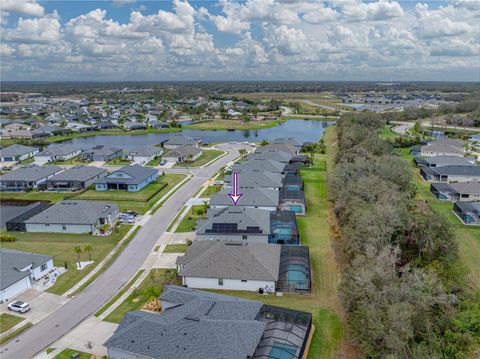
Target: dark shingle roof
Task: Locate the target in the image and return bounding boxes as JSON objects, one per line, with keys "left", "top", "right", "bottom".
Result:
{"left": 224, "top": 170, "right": 284, "bottom": 189}
{"left": 127, "top": 145, "right": 162, "bottom": 157}
{"left": 95, "top": 164, "right": 157, "bottom": 185}
{"left": 429, "top": 165, "right": 480, "bottom": 176}
{"left": 177, "top": 241, "right": 280, "bottom": 281}
{"left": 104, "top": 286, "right": 265, "bottom": 359}
{"left": 0, "top": 248, "right": 52, "bottom": 290}
{"left": 165, "top": 133, "right": 196, "bottom": 146}
{"left": 0, "top": 164, "right": 62, "bottom": 182}
{"left": 232, "top": 159, "right": 285, "bottom": 173}
{"left": 0, "top": 144, "right": 38, "bottom": 158}
{"left": 47, "top": 166, "right": 106, "bottom": 182}
{"left": 36, "top": 145, "right": 81, "bottom": 157}
{"left": 197, "top": 207, "right": 271, "bottom": 235}
{"left": 210, "top": 187, "right": 279, "bottom": 207}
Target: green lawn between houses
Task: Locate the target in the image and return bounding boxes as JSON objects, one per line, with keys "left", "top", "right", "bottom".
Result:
{"left": 0, "top": 313, "right": 24, "bottom": 334}
{"left": 163, "top": 244, "right": 189, "bottom": 253}
{"left": 398, "top": 148, "right": 480, "bottom": 288}
{"left": 199, "top": 184, "right": 222, "bottom": 198}
{"left": 0, "top": 225, "right": 131, "bottom": 295}
{"left": 104, "top": 269, "right": 180, "bottom": 324}
{"left": 53, "top": 348, "right": 92, "bottom": 359}
{"left": 174, "top": 149, "right": 225, "bottom": 167}
{"left": 74, "top": 174, "right": 186, "bottom": 214}
{"left": 174, "top": 205, "right": 207, "bottom": 232}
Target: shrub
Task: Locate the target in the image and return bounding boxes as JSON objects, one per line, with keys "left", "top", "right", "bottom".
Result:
{"left": 0, "top": 234, "right": 16, "bottom": 242}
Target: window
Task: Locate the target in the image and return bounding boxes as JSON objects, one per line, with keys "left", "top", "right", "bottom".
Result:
{"left": 218, "top": 278, "right": 223, "bottom": 286}
{"left": 41, "top": 263, "right": 47, "bottom": 271}
{"left": 242, "top": 235, "right": 247, "bottom": 240}
{"left": 241, "top": 280, "right": 247, "bottom": 283}
{"left": 45, "top": 224, "right": 50, "bottom": 227}
{"left": 62, "top": 224, "right": 67, "bottom": 230}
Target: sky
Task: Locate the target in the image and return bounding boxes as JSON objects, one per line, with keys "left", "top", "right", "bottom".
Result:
{"left": 0, "top": 0, "right": 479, "bottom": 82}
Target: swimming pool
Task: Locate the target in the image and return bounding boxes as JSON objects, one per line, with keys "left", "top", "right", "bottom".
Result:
{"left": 268, "top": 342, "right": 298, "bottom": 359}
{"left": 287, "top": 264, "right": 309, "bottom": 290}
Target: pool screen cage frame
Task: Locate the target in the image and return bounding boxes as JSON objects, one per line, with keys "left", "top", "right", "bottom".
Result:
{"left": 276, "top": 245, "right": 311, "bottom": 293}
{"left": 252, "top": 304, "right": 313, "bottom": 359}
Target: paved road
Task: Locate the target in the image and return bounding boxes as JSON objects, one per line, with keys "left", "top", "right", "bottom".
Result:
{"left": 0, "top": 143, "right": 248, "bottom": 359}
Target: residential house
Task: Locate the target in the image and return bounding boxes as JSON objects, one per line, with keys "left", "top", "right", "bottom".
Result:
{"left": 430, "top": 182, "right": 480, "bottom": 202}
{"left": 46, "top": 166, "right": 107, "bottom": 191}
{"left": 274, "top": 137, "right": 303, "bottom": 151}
{"left": 94, "top": 164, "right": 159, "bottom": 192}
{"left": 0, "top": 144, "right": 39, "bottom": 162}
{"left": 453, "top": 201, "right": 480, "bottom": 225}
{"left": 210, "top": 187, "right": 279, "bottom": 211}
{"left": 177, "top": 241, "right": 280, "bottom": 292}
{"left": 33, "top": 126, "right": 71, "bottom": 137}
{"left": 149, "top": 120, "right": 169, "bottom": 129}
{"left": 197, "top": 207, "right": 272, "bottom": 243}
{"left": 0, "top": 165, "right": 63, "bottom": 191}
{"left": 104, "top": 286, "right": 312, "bottom": 359}
{"left": 95, "top": 121, "right": 116, "bottom": 130}
{"left": 419, "top": 138, "right": 465, "bottom": 157}
{"left": 0, "top": 248, "right": 53, "bottom": 302}
{"left": 163, "top": 145, "right": 202, "bottom": 163}
{"left": 0, "top": 130, "right": 36, "bottom": 140}
{"left": 231, "top": 159, "right": 286, "bottom": 174}
{"left": 414, "top": 156, "right": 475, "bottom": 168}
{"left": 25, "top": 200, "right": 119, "bottom": 234}
{"left": 257, "top": 143, "right": 298, "bottom": 156}
{"left": 81, "top": 145, "right": 123, "bottom": 162}
{"left": 126, "top": 145, "right": 164, "bottom": 165}
{"left": 123, "top": 121, "right": 147, "bottom": 131}
{"left": 224, "top": 170, "right": 284, "bottom": 190}
{"left": 420, "top": 165, "right": 480, "bottom": 182}
{"left": 164, "top": 133, "right": 198, "bottom": 149}
{"left": 35, "top": 145, "right": 82, "bottom": 163}
{"left": 249, "top": 150, "right": 293, "bottom": 163}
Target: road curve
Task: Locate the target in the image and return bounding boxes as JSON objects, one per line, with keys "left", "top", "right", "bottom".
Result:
{"left": 0, "top": 143, "right": 247, "bottom": 359}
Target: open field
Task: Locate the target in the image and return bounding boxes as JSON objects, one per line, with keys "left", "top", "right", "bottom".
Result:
{"left": 209, "top": 127, "right": 348, "bottom": 359}
{"left": 0, "top": 313, "right": 23, "bottom": 334}
{"left": 75, "top": 174, "right": 186, "bottom": 214}
{"left": 175, "top": 149, "right": 225, "bottom": 167}
{"left": 104, "top": 269, "right": 180, "bottom": 324}
{"left": 175, "top": 205, "right": 206, "bottom": 232}
{"left": 0, "top": 225, "right": 130, "bottom": 295}
{"left": 184, "top": 118, "right": 285, "bottom": 131}
{"left": 398, "top": 148, "right": 480, "bottom": 288}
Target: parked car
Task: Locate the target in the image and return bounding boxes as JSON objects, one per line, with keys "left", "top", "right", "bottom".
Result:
{"left": 160, "top": 159, "right": 167, "bottom": 166}
{"left": 213, "top": 180, "right": 224, "bottom": 186}
{"left": 126, "top": 211, "right": 138, "bottom": 217}
{"left": 8, "top": 300, "right": 30, "bottom": 313}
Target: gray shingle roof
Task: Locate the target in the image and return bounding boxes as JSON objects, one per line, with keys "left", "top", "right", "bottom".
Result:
{"left": 455, "top": 201, "right": 480, "bottom": 214}
{"left": 36, "top": 145, "right": 81, "bottom": 157}
{"left": 166, "top": 145, "right": 202, "bottom": 158}
{"left": 47, "top": 166, "right": 106, "bottom": 182}
{"left": 0, "top": 144, "right": 38, "bottom": 158}
{"left": 210, "top": 187, "right": 279, "bottom": 207}
{"left": 165, "top": 133, "right": 196, "bottom": 146}
{"left": 231, "top": 159, "right": 286, "bottom": 173}
{"left": 177, "top": 241, "right": 280, "bottom": 281}
{"left": 104, "top": 285, "right": 265, "bottom": 359}
{"left": 429, "top": 165, "right": 480, "bottom": 176}
{"left": 433, "top": 181, "right": 480, "bottom": 194}
{"left": 0, "top": 164, "right": 62, "bottom": 182}
{"left": 197, "top": 207, "right": 271, "bottom": 235}
{"left": 0, "top": 248, "right": 52, "bottom": 290}
{"left": 82, "top": 145, "right": 122, "bottom": 156}
{"left": 224, "top": 170, "right": 284, "bottom": 189}
{"left": 24, "top": 200, "right": 118, "bottom": 225}
{"left": 421, "top": 138, "right": 465, "bottom": 155}
{"left": 95, "top": 164, "right": 157, "bottom": 185}
{"left": 414, "top": 156, "right": 475, "bottom": 167}
{"left": 249, "top": 150, "right": 292, "bottom": 163}
{"left": 127, "top": 145, "right": 162, "bottom": 157}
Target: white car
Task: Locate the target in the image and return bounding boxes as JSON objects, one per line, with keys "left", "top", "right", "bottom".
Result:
{"left": 8, "top": 300, "right": 30, "bottom": 313}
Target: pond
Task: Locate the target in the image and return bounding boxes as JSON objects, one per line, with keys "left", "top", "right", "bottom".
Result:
{"left": 49, "top": 119, "right": 335, "bottom": 149}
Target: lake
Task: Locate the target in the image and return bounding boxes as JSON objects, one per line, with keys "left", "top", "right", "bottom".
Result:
{"left": 50, "top": 119, "right": 335, "bottom": 149}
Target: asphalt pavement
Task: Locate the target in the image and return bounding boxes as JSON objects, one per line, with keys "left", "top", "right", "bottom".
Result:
{"left": 0, "top": 143, "right": 247, "bottom": 359}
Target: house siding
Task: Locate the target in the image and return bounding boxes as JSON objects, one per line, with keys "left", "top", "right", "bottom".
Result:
{"left": 196, "top": 233, "right": 269, "bottom": 243}
{"left": 25, "top": 223, "right": 94, "bottom": 234}
{"left": 183, "top": 276, "right": 275, "bottom": 292}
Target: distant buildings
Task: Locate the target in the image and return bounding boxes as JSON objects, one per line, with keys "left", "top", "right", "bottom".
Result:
{"left": 0, "top": 144, "right": 39, "bottom": 163}
{"left": 164, "top": 133, "right": 198, "bottom": 149}
{"left": 163, "top": 145, "right": 202, "bottom": 163}
{"left": 81, "top": 145, "right": 123, "bottom": 162}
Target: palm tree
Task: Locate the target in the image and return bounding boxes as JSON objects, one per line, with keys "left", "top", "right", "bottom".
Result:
{"left": 73, "top": 246, "right": 82, "bottom": 268}
{"left": 84, "top": 244, "right": 93, "bottom": 262}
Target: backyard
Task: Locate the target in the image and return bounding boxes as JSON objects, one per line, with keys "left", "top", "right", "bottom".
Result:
{"left": 103, "top": 269, "right": 180, "bottom": 324}
{"left": 0, "top": 225, "right": 130, "bottom": 295}
{"left": 75, "top": 174, "right": 186, "bottom": 214}
{"left": 175, "top": 148, "right": 225, "bottom": 167}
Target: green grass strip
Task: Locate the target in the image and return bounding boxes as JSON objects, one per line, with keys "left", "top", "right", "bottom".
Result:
{"left": 0, "top": 322, "right": 32, "bottom": 345}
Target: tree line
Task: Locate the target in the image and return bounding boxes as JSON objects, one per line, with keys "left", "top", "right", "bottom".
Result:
{"left": 329, "top": 112, "right": 479, "bottom": 358}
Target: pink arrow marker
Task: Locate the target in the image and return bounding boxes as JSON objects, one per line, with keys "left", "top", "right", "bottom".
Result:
{"left": 228, "top": 171, "right": 243, "bottom": 205}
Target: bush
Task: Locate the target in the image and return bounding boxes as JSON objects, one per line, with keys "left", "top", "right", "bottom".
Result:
{"left": 0, "top": 234, "right": 16, "bottom": 242}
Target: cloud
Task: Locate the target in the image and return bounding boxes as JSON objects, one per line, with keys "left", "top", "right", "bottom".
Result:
{"left": 112, "top": 0, "right": 137, "bottom": 7}
{"left": 0, "top": 0, "right": 44, "bottom": 17}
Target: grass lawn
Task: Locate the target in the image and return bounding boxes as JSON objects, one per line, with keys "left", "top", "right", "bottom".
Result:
{"left": 0, "top": 313, "right": 24, "bottom": 334}
{"left": 75, "top": 174, "right": 186, "bottom": 214}
{"left": 53, "top": 348, "right": 92, "bottom": 359}
{"left": 18, "top": 157, "right": 34, "bottom": 165}
{"left": 51, "top": 156, "right": 89, "bottom": 165}
{"left": 209, "top": 127, "right": 347, "bottom": 359}
{"left": 199, "top": 184, "right": 222, "bottom": 198}
{"left": 175, "top": 149, "right": 225, "bottom": 167}
{"left": 398, "top": 148, "right": 480, "bottom": 288}
{"left": 163, "top": 244, "right": 188, "bottom": 253}
{"left": 184, "top": 119, "right": 285, "bottom": 131}
{"left": 378, "top": 125, "right": 401, "bottom": 140}
{"left": 175, "top": 205, "right": 206, "bottom": 232}
{"left": 105, "top": 157, "right": 132, "bottom": 166}
{"left": 0, "top": 191, "right": 70, "bottom": 203}
{"left": 104, "top": 269, "right": 180, "bottom": 324}
{"left": 1, "top": 225, "right": 130, "bottom": 295}
{"left": 145, "top": 156, "right": 163, "bottom": 166}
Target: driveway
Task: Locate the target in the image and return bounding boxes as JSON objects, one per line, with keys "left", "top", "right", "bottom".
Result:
{"left": 0, "top": 143, "right": 249, "bottom": 359}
